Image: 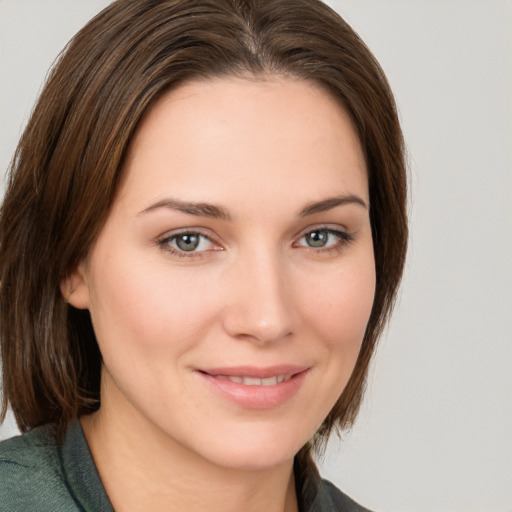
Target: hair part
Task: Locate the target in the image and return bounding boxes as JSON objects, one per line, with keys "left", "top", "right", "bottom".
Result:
{"left": 1, "top": 0, "right": 407, "bottom": 474}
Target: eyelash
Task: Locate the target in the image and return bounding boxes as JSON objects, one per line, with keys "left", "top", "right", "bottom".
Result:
{"left": 157, "top": 226, "right": 354, "bottom": 259}
{"left": 293, "top": 227, "right": 354, "bottom": 255}
{"left": 157, "top": 230, "right": 218, "bottom": 259}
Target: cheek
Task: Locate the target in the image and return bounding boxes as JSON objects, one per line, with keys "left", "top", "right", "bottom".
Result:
{"left": 298, "top": 257, "right": 376, "bottom": 349}
{"left": 87, "top": 252, "right": 222, "bottom": 360}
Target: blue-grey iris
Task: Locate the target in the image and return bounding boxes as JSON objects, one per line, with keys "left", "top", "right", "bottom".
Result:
{"left": 176, "top": 234, "right": 200, "bottom": 251}
{"left": 305, "top": 230, "right": 328, "bottom": 247}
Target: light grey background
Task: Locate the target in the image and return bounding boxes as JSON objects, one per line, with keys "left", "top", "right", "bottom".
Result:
{"left": 1, "top": 1, "right": 511, "bottom": 511}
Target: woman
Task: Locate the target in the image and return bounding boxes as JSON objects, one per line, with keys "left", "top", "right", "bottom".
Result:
{"left": 0, "top": 1, "right": 407, "bottom": 511}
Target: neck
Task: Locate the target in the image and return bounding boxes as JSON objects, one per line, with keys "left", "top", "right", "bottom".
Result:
{"left": 81, "top": 406, "right": 299, "bottom": 512}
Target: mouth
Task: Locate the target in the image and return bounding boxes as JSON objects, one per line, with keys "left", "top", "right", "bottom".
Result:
{"left": 210, "top": 374, "right": 293, "bottom": 386}
{"left": 196, "top": 365, "right": 310, "bottom": 409}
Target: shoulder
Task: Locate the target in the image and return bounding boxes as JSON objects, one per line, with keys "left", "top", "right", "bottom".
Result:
{"left": 313, "top": 479, "right": 375, "bottom": 512}
{"left": 0, "top": 426, "right": 60, "bottom": 483}
{"left": 0, "top": 426, "right": 81, "bottom": 511}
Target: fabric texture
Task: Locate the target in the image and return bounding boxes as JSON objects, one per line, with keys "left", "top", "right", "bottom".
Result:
{"left": 0, "top": 420, "right": 372, "bottom": 511}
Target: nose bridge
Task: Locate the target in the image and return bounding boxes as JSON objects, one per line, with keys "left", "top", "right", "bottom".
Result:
{"left": 222, "top": 242, "right": 296, "bottom": 343}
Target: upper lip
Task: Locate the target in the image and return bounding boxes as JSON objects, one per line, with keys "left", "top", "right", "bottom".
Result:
{"left": 197, "top": 365, "right": 310, "bottom": 379}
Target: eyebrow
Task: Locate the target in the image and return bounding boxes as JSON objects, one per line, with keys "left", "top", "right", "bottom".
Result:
{"left": 140, "top": 199, "right": 232, "bottom": 220}
{"left": 139, "top": 193, "right": 367, "bottom": 220}
{"left": 299, "top": 194, "right": 368, "bottom": 216}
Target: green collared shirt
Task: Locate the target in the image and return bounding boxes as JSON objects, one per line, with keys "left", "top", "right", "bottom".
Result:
{"left": 0, "top": 421, "right": 372, "bottom": 511}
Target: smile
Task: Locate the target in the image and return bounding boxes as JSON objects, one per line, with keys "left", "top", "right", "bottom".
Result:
{"left": 197, "top": 366, "right": 309, "bottom": 409}
{"left": 212, "top": 374, "right": 293, "bottom": 386}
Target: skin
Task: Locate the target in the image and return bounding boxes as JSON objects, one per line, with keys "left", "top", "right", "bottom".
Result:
{"left": 65, "top": 77, "right": 375, "bottom": 512}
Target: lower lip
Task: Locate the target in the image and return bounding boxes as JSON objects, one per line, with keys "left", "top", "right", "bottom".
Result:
{"left": 197, "top": 370, "right": 309, "bottom": 409}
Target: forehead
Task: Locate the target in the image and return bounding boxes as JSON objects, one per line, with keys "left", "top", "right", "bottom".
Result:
{"left": 119, "top": 77, "right": 368, "bottom": 211}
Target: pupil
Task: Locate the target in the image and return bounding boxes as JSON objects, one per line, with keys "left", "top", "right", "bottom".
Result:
{"left": 307, "top": 230, "right": 328, "bottom": 247}
{"left": 176, "top": 234, "right": 199, "bottom": 251}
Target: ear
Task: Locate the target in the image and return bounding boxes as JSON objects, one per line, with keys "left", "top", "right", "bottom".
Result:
{"left": 60, "top": 263, "right": 91, "bottom": 309}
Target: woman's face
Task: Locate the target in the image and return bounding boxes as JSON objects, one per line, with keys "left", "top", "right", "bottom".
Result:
{"left": 68, "top": 77, "right": 375, "bottom": 470}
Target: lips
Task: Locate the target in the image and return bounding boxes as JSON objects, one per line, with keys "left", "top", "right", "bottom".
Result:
{"left": 196, "top": 365, "right": 309, "bottom": 409}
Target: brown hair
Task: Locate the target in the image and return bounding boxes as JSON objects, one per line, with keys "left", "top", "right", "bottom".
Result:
{"left": 0, "top": 0, "right": 406, "bottom": 471}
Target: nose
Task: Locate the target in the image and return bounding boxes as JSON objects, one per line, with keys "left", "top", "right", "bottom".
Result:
{"left": 221, "top": 247, "right": 298, "bottom": 344}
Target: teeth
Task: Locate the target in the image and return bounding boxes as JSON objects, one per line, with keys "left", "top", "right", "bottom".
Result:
{"left": 243, "top": 376, "right": 262, "bottom": 386}
{"left": 218, "top": 374, "right": 292, "bottom": 386}
{"left": 261, "top": 376, "right": 278, "bottom": 386}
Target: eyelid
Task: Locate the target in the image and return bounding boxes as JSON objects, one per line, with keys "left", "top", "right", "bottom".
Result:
{"left": 157, "top": 226, "right": 219, "bottom": 242}
{"left": 294, "top": 223, "right": 351, "bottom": 240}
{"left": 157, "top": 228, "right": 223, "bottom": 257}
{"left": 293, "top": 225, "right": 354, "bottom": 250}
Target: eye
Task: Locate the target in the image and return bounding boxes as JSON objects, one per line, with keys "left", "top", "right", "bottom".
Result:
{"left": 295, "top": 228, "right": 353, "bottom": 250}
{"left": 159, "top": 231, "right": 218, "bottom": 255}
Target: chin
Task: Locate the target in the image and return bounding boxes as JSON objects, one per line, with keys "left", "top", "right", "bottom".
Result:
{"left": 205, "top": 447, "right": 297, "bottom": 472}
{"left": 190, "top": 425, "right": 310, "bottom": 471}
